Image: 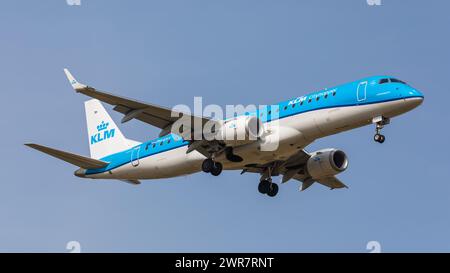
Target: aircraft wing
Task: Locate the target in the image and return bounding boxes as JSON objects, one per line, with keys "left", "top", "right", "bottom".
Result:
{"left": 293, "top": 174, "right": 348, "bottom": 191}
{"left": 240, "top": 149, "right": 310, "bottom": 180}
{"left": 63, "top": 69, "right": 217, "bottom": 137}
{"left": 241, "top": 149, "right": 348, "bottom": 191}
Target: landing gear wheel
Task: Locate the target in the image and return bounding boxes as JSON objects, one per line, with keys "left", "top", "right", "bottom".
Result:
{"left": 202, "top": 158, "right": 214, "bottom": 173}
{"left": 210, "top": 162, "right": 223, "bottom": 176}
{"left": 374, "top": 134, "right": 381, "bottom": 142}
{"left": 267, "top": 183, "right": 279, "bottom": 197}
{"left": 374, "top": 134, "right": 386, "bottom": 143}
{"left": 258, "top": 180, "right": 271, "bottom": 194}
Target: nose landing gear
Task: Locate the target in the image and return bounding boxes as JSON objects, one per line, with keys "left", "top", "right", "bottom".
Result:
{"left": 372, "top": 116, "right": 390, "bottom": 144}
{"left": 374, "top": 133, "right": 385, "bottom": 143}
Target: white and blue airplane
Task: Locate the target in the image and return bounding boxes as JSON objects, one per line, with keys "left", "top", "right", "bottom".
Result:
{"left": 26, "top": 70, "right": 424, "bottom": 197}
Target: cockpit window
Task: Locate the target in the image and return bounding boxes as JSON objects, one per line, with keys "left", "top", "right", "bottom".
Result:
{"left": 390, "top": 78, "right": 407, "bottom": 84}
{"left": 379, "top": 78, "right": 407, "bottom": 85}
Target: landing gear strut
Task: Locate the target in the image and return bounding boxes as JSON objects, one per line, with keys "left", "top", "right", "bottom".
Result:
{"left": 202, "top": 158, "right": 223, "bottom": 176}
{"left": 372, "top": 116, "right": 390, "bottom": 144}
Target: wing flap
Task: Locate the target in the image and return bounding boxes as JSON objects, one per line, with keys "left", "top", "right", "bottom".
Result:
{"left": 316, "top": 176, "right": 348, "bottom": 189}
{"left": 113, "top": 105, "right": 174, "bottom": 128}
{"left": 25, "top": 143, "right": 108, "bottom": 169}
{"left": 293, "top": 175, "right": 347, "bottom": 190}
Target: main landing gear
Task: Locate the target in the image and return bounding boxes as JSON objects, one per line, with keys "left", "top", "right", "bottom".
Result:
{"left": 372, "top": 116, "right": 390, "bottom": 144}
{"left": 258, "top": 179, "right": 279, "bottom": 197}
{"left": 257, "top": 166, "right": 279, "bottom": 197}
{"left": 202, "top": 158, "right": 223, "bottom": 176}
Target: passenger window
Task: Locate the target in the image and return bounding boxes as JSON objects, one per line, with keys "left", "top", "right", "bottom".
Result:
{"left": 152, "top": 143, "right": 156, "bottom": 148}
{"left": 268, "top": 110, "right": 271, "bottom": 115}
{"left": 284, "top": 106, "right": 287, "bottom": 110}
{"left": 308, "top": 98, "right": 312, "bottom": 103}
{"left": 160, "top": 142, "right": 163, "bottom": 146}
{"left": 292, "top": 104, "right": 295, "bottom": 108}
{"left": 324, "top": 94, "right": 328, "bottom": 99}
{"left": 332, "top": 91, "right": 336, "bottom": 96}
{"left": 167, "top": 140, "right": 171, "bottom": 144}
{"left": 300, "top": 101, "right": 303, "bottom": 106}
{"left": 316, "top": 97, "right": 320, "bottom": 101}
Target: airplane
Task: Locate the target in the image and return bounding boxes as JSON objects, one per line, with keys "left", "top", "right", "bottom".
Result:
{"left": 26, "top": 69, "right": 424, "bottom": 197}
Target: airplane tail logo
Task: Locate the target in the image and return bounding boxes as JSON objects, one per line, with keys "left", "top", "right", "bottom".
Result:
{"left": 85, "top": 99, "right": 132, "bottom": 159}
{"left": 90, "top": 121, "right": 115, "bottom": 145}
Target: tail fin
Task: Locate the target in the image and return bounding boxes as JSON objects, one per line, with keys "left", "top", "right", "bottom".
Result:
{"left": 85, "top": 99, "right": 139, "bottom": 159}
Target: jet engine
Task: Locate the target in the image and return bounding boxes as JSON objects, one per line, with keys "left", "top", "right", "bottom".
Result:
{"left": 216, "top": 115, "right": 264, "bottom": 146}
{"left": 306, "top": 149, "right": 349, "bottom": 179}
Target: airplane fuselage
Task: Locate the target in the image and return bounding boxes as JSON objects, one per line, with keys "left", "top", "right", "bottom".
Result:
{"left": 76, "top": 76, "right": 424, "bottom": 180}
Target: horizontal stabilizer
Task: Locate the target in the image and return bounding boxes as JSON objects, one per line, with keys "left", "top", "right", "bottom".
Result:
{"left": 25, "top": 143, "right": 108, "bottom": 169}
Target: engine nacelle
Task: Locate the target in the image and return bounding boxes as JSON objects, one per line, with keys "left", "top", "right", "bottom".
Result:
{"left": 306, "top": 149, "right": 349, "bottom": 179}
{"left": 216, "top": 115, "right": 264, "bottom": 146}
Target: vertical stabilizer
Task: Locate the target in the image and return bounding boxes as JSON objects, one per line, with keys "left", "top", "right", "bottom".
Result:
{"left": 85, "top": 99, "right": 135, "bottom": 159}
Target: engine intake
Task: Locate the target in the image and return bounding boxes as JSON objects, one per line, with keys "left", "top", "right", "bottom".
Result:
{"left": 306, "top": 149, "right": 348, "bottom": 179}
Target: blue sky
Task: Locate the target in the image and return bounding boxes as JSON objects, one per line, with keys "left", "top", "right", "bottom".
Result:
{"left": 1, "top": 0, "right": 449, "bottom": 252}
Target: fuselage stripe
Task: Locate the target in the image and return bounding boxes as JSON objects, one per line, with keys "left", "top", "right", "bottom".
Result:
{"left": 85, "top": 96, "right": 422, "bottom": 175}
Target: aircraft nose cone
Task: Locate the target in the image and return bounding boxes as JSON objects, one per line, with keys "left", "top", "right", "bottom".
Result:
{"left": 74, "top": 168, "right": 86, "bottom": 177}
{"left": 411, "top": 96, "right": 424, "bottom": 106}
{"left": 403, "top": 96, "right": 424, "bottom": 111}
{"left": 404, "top": 87, "right": 424, "bottom": 106}
{"left": 407, "top": 87, "right": 424, "bottom": 99}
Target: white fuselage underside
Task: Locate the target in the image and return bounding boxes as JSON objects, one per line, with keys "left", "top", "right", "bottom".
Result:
{"left": 85, "top": 98, "right": 421, "bottom": 180}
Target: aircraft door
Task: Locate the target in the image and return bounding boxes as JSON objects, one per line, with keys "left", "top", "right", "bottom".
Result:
{"left": 357, "top": 81, "right": 368, "bottom": 102}
{"left": 131, "top": 146, "right": 141, "bottom": 167}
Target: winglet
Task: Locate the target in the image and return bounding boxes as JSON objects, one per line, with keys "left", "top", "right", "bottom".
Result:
{"left": 63, "top": 68, "right": 87, "bottom": 90}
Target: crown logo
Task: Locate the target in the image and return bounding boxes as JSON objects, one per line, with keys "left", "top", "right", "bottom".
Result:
{"left": 97, "top": 121, "right": 109, "bottom": 132}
